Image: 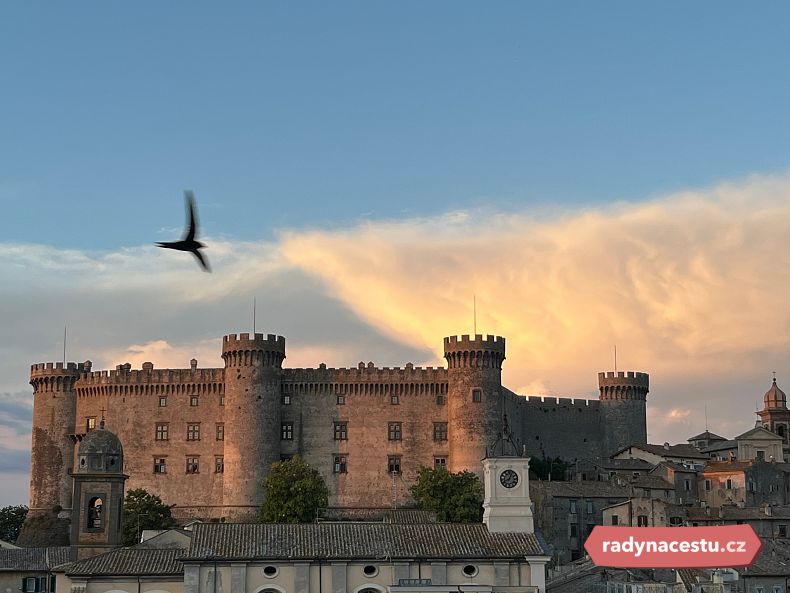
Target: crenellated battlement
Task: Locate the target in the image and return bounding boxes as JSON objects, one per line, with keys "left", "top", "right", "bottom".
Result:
{"left": 30, "top": 361, "right": 90, "bottom": 393}
{"left": 443, "top": 334, "right": 506, "bottom": 353}
{"left": 281, "top": 364, "right": 449, "bottom": 397}
{"left": 524, "top": 395, "right": 601, "bottom": 408}
{"left": 222, "top": 332, "right": 285, "bottom": 369}
{"left": 598, "top": 370, "right": 649, "bottom": 387}
{"left": 598, "top": 371, "right": 649, "bottom": 402}
{"left": 222, "top": 332, "right": 285, "bottom": 349}
{"left": 31, "top": 361, "right": 90, "bottom": 376}
{"left": 443, "top": 334, "right": 505, "bottom": 370}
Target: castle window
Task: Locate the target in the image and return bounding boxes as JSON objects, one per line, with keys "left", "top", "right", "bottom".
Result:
{"left": 215, "top": 423, "right": 224, "bottom": 441}
{"left": 637, "top": 515, "right": 649, "bottom": 527}
{"left": 187, "top": 423, "right": 200, "bottom": 441}
{"left": 434, "top": 457, "right": 447, "bottom": 469}
{"left": 436, "top": 394, "right": 445, "bottom": 405}
{"left": 569, "top": 524, "right": 578, "bottom": 537}
{"left": 611, "top": 515, "right": 619, "bottom": 525}
{"left": 333, "top": 455, "right": 347, "bottom": 473}
{"left": 282, "top": 394, "right": 291, "bottom": 405}
{"left": 186, "top": 457, "right": 199, "bottom": 474}
{"left": 334, "top": 422, "right": 347, "bottom": 441}
{"left": 219, "top": 395, "right": 225, "bottom": 406}
{"left": 726, "top": 478, "right": 733, "bottom": 490}
{"left": 569, "top": 501, "right": 577, "bottom": 514}
{"left": 87, "top": 497, "right": 103, "bottom": 529}
{"left": 337, "top": 394, "right": 345, "bottom": 405}
{"left": 153, "top": 457, "right": 167, "bottom": 474}
{"left": 281, "top": 422, "right": 293, "bottom": 440}
{"left": 433, "top": 422, "right": 448, "bottom": 442}
{"left": 685, "top": 479, "right": 691, "bottom": 491}
{"left": 155, "top": 423, "right": 169, "bottom": 441}
{"left": 388, "top": 422, "right": 402, "bottom": 441}
{"left": 86, "top": 417, "right": 96, "bottom": 432}
{"left": 190, "top": 395, "right": 199, "bottom": 406}
{"left": 391, "top": 394, "right": 399, "bottom": 405}
{"left": 159, "top": 396, "right": 167, "bottom": 407}
{"left": 670, "top": 516, "right": 683, "bottom": 526}
{"left": 388, "top": 456, "right": 401, "bottom": 474}
{"left": 472, "top": 388, "right": 482, "bottom": 403}
{"left": 215, "top": 456, "right": 224, "bottom": 473}
{"left": 705, "top": 479, "right": 712, "bottom": 491}
{"left": 586, "top": 501, "right": 593, "bottom": 514}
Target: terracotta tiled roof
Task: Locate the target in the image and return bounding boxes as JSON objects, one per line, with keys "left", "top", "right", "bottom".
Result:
{"left": 686, "top": 506, "right": 790, "bottom": 521}
{"left": 0, "top": 547, "right": 71, "bottom": 572}
{"left": 741, "top": 538, "right": 790, "bottom": 576}
{"left": 700, "top": 440, "right": 737, "bottom": 454}
{"left": 622, "top": 444, "right": 710, "bottom": 460}
{"left": 688, "top": 431, "right": 727, "bottom": 442}
{"left": 533, "top": 481, "right": 631, "bottom": 498}
{"left": 62, "top": 548, "right": 185, "bottom": 577}
{"left": 186, "top": 523, "right": 550, "bottom": 560}
{"left": 316, "top": 508, "right": 437, "bottom": 524}
{"left": 630, "top": 475, "right": 674, "bottom": 490}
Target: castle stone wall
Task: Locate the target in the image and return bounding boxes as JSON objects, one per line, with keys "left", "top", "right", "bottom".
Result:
{"left": 74, "top": 365, "right": 226, "bottom": 519}
{"left": 519, "top": 397, "right": 605, "bottom": 460}
{"left": 28, "top": 332, "right": 650, "bottom": 519}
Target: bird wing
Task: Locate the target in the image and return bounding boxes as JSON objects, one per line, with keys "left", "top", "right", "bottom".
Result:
{"left": 183, "top": 190, "right": 198, "bottom": 242}
{"left": 191, "top": 249, "right": 211, "bottom": 272}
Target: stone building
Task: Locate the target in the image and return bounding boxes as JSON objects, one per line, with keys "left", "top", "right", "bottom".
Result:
{"left": 28, "top": 331, "right": 650, "bottom": 520}
{"left": 530, "top": 481, "right": 632, "bottom": 564}
{"left": 698, "top": 461, "right": 789, "bottom": 508}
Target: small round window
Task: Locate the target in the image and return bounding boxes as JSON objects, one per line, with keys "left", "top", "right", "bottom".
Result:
{"left": 263, "top": 565, "right": 278, "bottom": 578}
{"left": 362, "top": 565, "right": 378, "bottom": 577}
{"left": 462, "top": 564, "right": 478, "bottom": 577}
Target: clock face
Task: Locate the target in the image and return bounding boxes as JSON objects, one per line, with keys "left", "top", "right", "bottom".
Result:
{"left": 500, "top": 469, "right": 519, "bottom": 489}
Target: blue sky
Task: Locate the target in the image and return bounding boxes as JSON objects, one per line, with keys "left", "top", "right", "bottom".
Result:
{"left": 3, "top": 2, "right": 790, "bottom": 505}
{"left": 3, "top": 2, "right": 790, "bottom": 249}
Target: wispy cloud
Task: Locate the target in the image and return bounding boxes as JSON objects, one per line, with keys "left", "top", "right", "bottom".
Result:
{"left": 3, "top": 172, "right": 790, "bottom": 503}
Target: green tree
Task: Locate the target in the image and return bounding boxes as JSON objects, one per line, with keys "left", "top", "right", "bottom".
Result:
{"left": 529, "top": 457, "right": 568, "bottom": 481}
{"left": 122, "top": 489, "right": 178, "bottom": 546}
{"left": 0, "top": 505, "right": 28, "bottom": 543}
{"left": 259, "top": 455, "right": 329, "bottom": 523}
{"left": 410, "top": 467, "right": 484, "bottom": 522}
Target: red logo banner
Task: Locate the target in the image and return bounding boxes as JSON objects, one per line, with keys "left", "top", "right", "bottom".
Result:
{"left": 584, "top": 525, "right": 762, "bottom": 568}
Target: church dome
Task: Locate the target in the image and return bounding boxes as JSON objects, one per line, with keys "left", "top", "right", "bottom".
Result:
{"left": 764, "top": 378, "right": 787, "bottom": 410}
{"left": 76, "top": 421, "right": 124, "bottom": 473}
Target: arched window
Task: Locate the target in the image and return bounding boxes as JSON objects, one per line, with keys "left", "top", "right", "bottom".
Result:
{"left": 88, "top": 497, "right": 103, "bottom": 529}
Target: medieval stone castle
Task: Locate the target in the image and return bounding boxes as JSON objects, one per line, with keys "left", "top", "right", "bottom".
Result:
{"left": 28, "top": 331, "right": 649, "bottom": 520}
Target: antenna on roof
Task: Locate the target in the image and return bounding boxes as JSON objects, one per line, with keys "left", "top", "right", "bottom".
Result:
{"left": 473, "top": 295, "right": 477, "bottom": 335}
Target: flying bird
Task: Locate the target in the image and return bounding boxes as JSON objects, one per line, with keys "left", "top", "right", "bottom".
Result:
{"left": 156, "top": 190, "right": 211, "bottom": 272}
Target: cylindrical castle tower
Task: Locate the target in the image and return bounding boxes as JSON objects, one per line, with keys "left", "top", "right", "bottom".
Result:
{"left": 29, "top": 361, "right": 87, "bottom": 515}
{"left": 598, "top": 371, "right": 649, "bottom": 456}
{"left": 221, "top": 333, "right": 285, "bottom": 520}
{"left": 445, "top": 334, "right": 506, "bottom": 474}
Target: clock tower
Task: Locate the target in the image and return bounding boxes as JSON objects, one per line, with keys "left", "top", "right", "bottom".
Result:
{"left": 482, "top": 455, "right": 534, "bottom": 533}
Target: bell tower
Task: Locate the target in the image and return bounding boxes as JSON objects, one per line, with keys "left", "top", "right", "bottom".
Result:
{"left": 70, "top": 420, "right": 127, "bottom": 560}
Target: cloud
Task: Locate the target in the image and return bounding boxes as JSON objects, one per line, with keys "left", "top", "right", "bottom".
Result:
{"left": 4, "top": 172, "right": 790, "bottom": 503}
{"left": 280, "top": 173, "right": 790, "bottom": 443}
